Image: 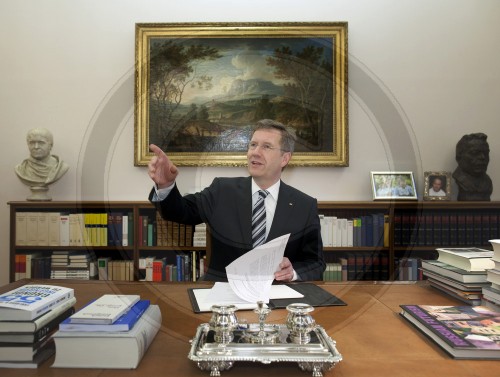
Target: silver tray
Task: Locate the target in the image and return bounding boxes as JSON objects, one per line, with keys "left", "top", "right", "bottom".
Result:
{"left": 188, "top": 323, "right": 342, "bottom": 376}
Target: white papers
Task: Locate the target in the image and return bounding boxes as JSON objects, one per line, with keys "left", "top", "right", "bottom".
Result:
{"left": 226, "top": 234, "right": 290, "bottom": 303}
{"left": 193, "top": 233, "right": 304, "bottom": 312}
{"left": 194, "top": 283, "right": 303, "bottom": 312}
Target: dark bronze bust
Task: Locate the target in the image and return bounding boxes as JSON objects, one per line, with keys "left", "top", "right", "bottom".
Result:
{"left": 452, "top": 133, "right": 492, "bottom": 201}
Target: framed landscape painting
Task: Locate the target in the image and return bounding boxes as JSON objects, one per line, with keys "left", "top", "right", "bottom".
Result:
{"left": 371, "top": 171, "right": 417, "bottom": 200}
{"left": 135, "top": 22, "right": 348, "bottom": 166}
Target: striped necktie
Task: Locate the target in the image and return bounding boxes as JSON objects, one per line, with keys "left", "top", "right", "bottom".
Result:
{"left": 252, "top": 190, "right": 269, "bottom": 247}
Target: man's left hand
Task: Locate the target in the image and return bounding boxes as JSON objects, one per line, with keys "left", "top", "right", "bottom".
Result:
{"left": 274, "top": 257, "right": 295, "bottom": 282}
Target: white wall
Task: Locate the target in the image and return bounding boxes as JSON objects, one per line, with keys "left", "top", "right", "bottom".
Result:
{"left": 1, "top": 0, "right": 499, "bottom": 285}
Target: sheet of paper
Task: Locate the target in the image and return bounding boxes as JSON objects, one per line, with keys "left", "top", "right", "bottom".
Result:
{"left": 196, "top": 282, "right": 304, "bottom": 312}
{"left": 226, "top": 233, "right": 290, "bottom": 303}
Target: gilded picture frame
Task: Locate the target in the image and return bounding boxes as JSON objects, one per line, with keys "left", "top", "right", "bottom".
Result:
{"left": 423, "top": 171, "right": 451, "bottom": 201}
{"left": 371, "top": 171, "right": 418, "bottom": 201}
{"left": 135, "top": 22, "right": 348, "bottom": 166}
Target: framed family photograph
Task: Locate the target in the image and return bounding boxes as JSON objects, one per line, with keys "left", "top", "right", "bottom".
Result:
{"left": 371, "top": 171, "right": 417, "bottom": 200}
{"left": 135, "top": 22, "right": 348, "bottom": 166}
{"left": 424, "top": 171, "right": 451, "bottom": 201}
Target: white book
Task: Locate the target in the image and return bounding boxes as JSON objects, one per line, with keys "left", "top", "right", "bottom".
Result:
{"left": 59, "top": 214, "right": 70, "bottom": 246}
{"left": 332, "top": 217, "right": 339, "bottom": 247}
{"left": 37, "top": 212, "right": 49, "bottom": 246}
{"left": 52, "top": 305, "right": 161, "bottom": 369}
{"left": 321, "top": 216, "right": 330, "bottom": 247}
{"left": 0, "top": 284, "right": 74, "bottom": 321}
{"left": 15, "top": 212, "right": 28, "bottom": 246}
{"left": 68, "top": 294, "right": 140, "bottom": 325}
{"left": 437, "top": 247, "right": 495, "bottom": 271}
{"left": 347, "top": 219, "right": 354, "bottom": 247}
{"left": 122, "top": 214, "right": 129, "bottom": 246}
{"left": 340, "top": 218, "right": 348, "bottom": 247}
{"left": 145, "top": 257, "right": 155, "bottom": 282}
{"left": 26, "top": 212, "right": 39, "bottom": 246}
{"left": 48, "top": 212, "right": 61, "bottom": 246}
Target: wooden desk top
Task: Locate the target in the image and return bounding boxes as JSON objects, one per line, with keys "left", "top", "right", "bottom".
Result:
{"left": 1, "top": 280, "right": 499, "bottom": 377}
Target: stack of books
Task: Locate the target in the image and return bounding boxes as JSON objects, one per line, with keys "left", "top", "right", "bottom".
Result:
{"left": 421, "top": 247, "right": 495, "bottom": 306}
{"left": 0, "top": 284, "right": 75, "bottom": 368}
{"left": 482, "top": 239, "right": 500, "bottom": 307}
{"left": 52, "top": 294, "right": 161, "bottom": 369}
{"left": 51, "top": 252, "right": 98, "bottom": 280}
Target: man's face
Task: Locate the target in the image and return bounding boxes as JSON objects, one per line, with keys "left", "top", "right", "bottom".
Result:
{"left": 432, "top": 178, "right": 442, "bottom": 192}
{"left": 247, "top": 129, "right": 290, "bottom": 185}
{"left": 28, "top": 135, "right": 52, "bottom": 160}
{"left": 459, "top": 140, "right": 490, "bottom": 176}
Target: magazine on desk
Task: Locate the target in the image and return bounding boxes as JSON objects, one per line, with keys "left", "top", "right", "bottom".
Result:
{"left": 400, "top": 304, "right": 500, "bottom": 359}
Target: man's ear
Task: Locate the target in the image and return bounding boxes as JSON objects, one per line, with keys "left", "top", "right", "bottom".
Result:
{"left": 281, "top": 152, "right": 291, "bottom": 168}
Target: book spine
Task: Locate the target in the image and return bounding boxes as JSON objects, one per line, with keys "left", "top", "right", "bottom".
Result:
{"left": 33, "top": 306, "right": 75, "bottom": 343}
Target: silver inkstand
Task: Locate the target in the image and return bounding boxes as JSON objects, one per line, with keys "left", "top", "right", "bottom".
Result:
{"left": 188, "top": 302, "right": 342, "bottom": 376}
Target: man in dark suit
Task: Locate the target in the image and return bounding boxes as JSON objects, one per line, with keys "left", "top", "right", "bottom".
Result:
{"left": 148, "top": 119, "right": 325, "bottom": 282}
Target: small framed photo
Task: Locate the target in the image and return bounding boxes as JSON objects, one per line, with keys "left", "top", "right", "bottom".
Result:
{"left": 424, "top": 171, "right": 451, "bottom": 201}
{"left": 371, "top": 171, "right": 417, "bottom": 200}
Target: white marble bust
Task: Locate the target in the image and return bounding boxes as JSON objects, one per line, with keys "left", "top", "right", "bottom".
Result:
{"left": 15, "top": 128, "right": 69, "bottom": 200}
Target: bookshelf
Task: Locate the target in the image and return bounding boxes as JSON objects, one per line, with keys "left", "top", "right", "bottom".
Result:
{"left": 8, "top": 201, "right": 500, "bottom": 283}
{"left": 8, "top": 201, "right": 207, "bottom": 283}
{"left": 318, "top": 201, "right": 500, "bottom": 282}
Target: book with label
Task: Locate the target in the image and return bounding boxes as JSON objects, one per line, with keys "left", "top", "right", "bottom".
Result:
{"left": 59, "top": 299, "right": 150, "bottom": 332}
{"left": 421, "top": 260, "right": 488, "bottom": 283}
{"left": 52, "top": 304, "right": 161, "bottom": 369}
{"left": 67, "top": 294, "right": 140, "bottom": 325}
{"left": 400, "top": 304, "right": 500, "bottom": 359}
{"left": 0, "top": 284, "right": 74, "bottom": 321}
{"left": 436, "top": 247, "right": 495, "bottom": 271}
{"left": 0, "top": 339, "right": 55, "bottom": 368}
{"left": 0, "top": 297, "right": 76, "bottom": 343}
{"left": 0, "top": 335, "right": 54, "bottom": 362}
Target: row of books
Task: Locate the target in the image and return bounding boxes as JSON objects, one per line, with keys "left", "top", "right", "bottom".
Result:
{"left": 0, "top": 284, "right": 76, "bottom": 368}
{"left": 14, "top": 211, "right": 204, "bottom": 249}
{"left": 15, "top": 211, "right": 134, "bottom": 247}
{"left": 14, "top": 251, "right": 98, "bottom": 281}
{"left": 323, "top": 253, "right": 423, "bottom": 281}
{"left": 138, "top": 252, "right": 206, "bottom": 282}
{"left": 138, "top": 212, "right": 196, "bottom": 247}
{"left": 393, "top": 212, "right": 500, "bottom": 247}
{"left": 97, "top": 258, "right": 135, "bottom": 281}
{"left": 320, "top": 213, "right": 388, "bottom": 247}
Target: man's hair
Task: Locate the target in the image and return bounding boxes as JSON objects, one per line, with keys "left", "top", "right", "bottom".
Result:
{"left": 27, "top": 128, "right": 53, "bottom": 145}
{"left": 455, "top": 132, "right": 488, "bottom": 162}
{"left": 253, "top": 119, "right": 296, "bottom": 153}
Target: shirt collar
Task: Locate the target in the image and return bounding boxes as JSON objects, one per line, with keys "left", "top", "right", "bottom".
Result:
{"left": 251, "top": 179, "right": 280, "bottom": 200}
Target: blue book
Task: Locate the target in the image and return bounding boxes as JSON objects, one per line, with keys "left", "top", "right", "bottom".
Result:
{"left": 58, "top": 299, "right": 150, "bottom": 332}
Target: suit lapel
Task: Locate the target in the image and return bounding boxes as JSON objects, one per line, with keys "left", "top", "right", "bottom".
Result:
{"left": 268, "top": 182, "right": 295, "bottom": 241}
{"left": 238, "top": 177, "right": 253, "bottom": 246}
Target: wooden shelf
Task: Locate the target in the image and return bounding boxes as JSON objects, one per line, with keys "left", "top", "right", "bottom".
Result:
{"left": 8, "top": 201, "right": 500, "bottom": 283}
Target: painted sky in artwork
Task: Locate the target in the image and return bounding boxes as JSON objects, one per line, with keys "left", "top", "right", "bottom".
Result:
{"left": 153, "top": 37, "right": 334, "bottom": 104}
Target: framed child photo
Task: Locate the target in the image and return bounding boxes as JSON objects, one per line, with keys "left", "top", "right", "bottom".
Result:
{"left": 424, "top": 171, "right": 451, "bottom": 201}
{"left": 371, "top": 171, "right": 417, "bottom": 200}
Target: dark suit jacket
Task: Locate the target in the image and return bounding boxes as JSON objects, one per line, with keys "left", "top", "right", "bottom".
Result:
{"left": 149, "top": 176, "right": 325, "bottom": 281}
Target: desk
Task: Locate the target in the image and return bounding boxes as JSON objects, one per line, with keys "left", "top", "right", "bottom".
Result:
{"left": 1, "top": 280, "right": 499, "bottom": 377}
